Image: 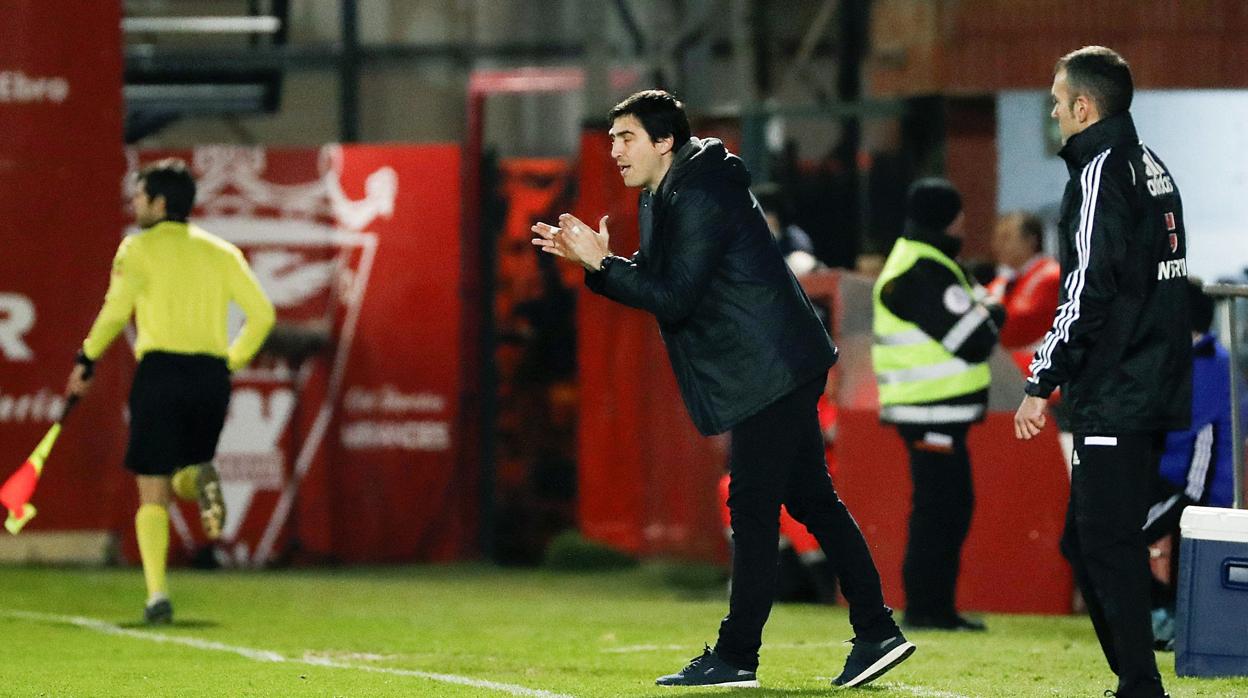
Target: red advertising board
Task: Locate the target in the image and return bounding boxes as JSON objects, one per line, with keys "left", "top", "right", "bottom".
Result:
{"left": 0, "top": 1, "right": 130, "bottom": 534}
{"left": 115, "top": 146, "right": 469, "bottom": 565}
{"left": 573, "top": 131, "right": 727, "bottom": 561}
{"left": 0, "top": 2, "right": 473, "bottom": 563}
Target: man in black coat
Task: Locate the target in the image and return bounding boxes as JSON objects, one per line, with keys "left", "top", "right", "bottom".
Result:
{"left": 532, "top": 89, "right": 914, "bottom": 689}
{"left": 1015, "top": 47, "right": 1190, "bottom": 698}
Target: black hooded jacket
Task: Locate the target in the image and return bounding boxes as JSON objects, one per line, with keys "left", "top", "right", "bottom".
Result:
{"left": 586, "top": 137, "right": 837, "bottom": 435}
{"left": 1024, "top": 111, "right": 1192, "bottom": 433}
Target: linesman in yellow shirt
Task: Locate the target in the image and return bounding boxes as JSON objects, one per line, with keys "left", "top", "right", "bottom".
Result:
{"left": 65, "top": 159, "right": 275, "bottom": 624}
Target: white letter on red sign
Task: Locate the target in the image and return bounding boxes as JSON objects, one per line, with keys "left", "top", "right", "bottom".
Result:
{"left": 0, "top": 293, "right": 35, "bottom": 361}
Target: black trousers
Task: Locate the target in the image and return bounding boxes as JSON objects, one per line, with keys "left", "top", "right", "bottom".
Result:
{"left": 1063, "top": 432, "right": 1166, "bottom": 698}
{"left": 715, "top": 375, "right": 898, "bottom": 671}
{"left": 897, "top": 422, "right": 974, "bottom": 621}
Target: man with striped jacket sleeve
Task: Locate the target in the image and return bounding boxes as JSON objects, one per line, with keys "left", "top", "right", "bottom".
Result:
{"left": 1015, "top": 46, "right": 1190, "bottom": 698}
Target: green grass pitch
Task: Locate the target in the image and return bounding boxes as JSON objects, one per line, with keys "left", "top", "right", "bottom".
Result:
{"left": 0, "top": 563, "right": 1244, "bottom": 697}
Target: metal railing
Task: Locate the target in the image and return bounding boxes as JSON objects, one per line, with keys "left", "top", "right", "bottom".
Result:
{"left": 122, "top": 16, "right": 283, "bottom": 34}
{"left": 1204, "top": 283, "right": 1248, "bottom": 509}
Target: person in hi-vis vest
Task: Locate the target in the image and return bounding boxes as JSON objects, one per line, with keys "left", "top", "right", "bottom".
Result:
{"left": 872, "top": 179, "right": 1003, "bottom": 631}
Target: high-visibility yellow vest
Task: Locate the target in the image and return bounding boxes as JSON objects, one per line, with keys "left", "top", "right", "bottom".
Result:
{"left": 872, "top": 238, "right": 990, "bottom": 419}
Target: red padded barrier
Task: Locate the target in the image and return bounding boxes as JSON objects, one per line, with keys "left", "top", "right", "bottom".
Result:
{"left": 572, "top": 135, "right": 1075, "bottom": 607}
{"left": 573, "top": 131, "right": 726, "bottom": 561}
{"left": 836, "top": 410, "right": 1072, "bottom": 614}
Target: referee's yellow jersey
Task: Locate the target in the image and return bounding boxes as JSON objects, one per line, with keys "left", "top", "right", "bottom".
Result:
{"left": 82, "top": 221, "right": 276, "bottom": 371}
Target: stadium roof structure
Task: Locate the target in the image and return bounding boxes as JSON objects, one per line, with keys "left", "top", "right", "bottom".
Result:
{"left": 123, "top": 0, "right": 291, "bottom": 142}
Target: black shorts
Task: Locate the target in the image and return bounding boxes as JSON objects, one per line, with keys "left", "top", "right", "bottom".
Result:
{"left": 126, "top": 352, "right": 231, "bottom": 476}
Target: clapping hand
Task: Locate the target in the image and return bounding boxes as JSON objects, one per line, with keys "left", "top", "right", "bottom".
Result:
{"left": 531, "top": 213, "right": 612, "bottom": 271}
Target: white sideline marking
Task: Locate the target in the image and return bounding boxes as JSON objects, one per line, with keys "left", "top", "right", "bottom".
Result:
{"left": 5, "top": 610, "right": 285, "bottom": 662}
{"left": 813, "top": 680, "right": 973, "bottom": 698}
{"left": 303, "top": 649, "right": 396, "bottom": 662}
{"left": 3, "top": 610, "right": 572, "bottom": 698}
{"left": 886, "top": 684, "right": 975, "bottom": 698}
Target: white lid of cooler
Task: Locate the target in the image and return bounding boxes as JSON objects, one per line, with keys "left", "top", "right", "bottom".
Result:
{"left": 1180, "top": 506, "right": 1248, "bottom": 543}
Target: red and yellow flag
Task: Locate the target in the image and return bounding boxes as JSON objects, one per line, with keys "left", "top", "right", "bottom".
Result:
{"left": 0, "top": 423, "right": 63, "bottom": 534}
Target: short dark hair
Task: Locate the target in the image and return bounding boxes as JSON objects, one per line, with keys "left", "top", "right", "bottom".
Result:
{"left": 1002, "top": 211, "right": 1044, "bottom": 253}
{"left": 1056, "top": 46, "right": 1133, "bottom": 117}
{"left": 137, "top": 158, "right": 197, "bottom": 222}
{"left": 608, "top": 90, "right": 691, "bottom": 151}
{"left": 1188, "top": 278, "right": 1215, "bottom": 335}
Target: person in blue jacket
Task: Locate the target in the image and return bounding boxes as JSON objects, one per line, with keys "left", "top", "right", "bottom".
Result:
{"left": 1144, "top": 278, "right": 1248, "bottom": 648}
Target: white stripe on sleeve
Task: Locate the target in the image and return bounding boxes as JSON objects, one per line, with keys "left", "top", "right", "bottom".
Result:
{"left": 1029, "top": 149, "right": 1111, "bottom": 380}
{"left": 1144, "top": 493, "right": 1182, "bottom": 532}
{"left": 1185, "top": 423, "right": 1215, "bottom": 502}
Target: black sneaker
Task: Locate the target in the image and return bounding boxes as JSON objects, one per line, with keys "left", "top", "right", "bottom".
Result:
{"left": 196, "top": 463, "right": 226, "bottom": 540}
{"left": 832, "top": 634, "right": 916, "bottom": 688}
{"left": 655, "top": 645, "right": 759, "bottom": 688}
{"left": 902, "top": 613, "right": 987, "bottom": 632}
{"left": 143, "top": 598, "right": 173, "bottom": 625}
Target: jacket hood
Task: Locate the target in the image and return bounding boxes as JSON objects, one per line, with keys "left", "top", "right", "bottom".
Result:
{"left": 658, "top": 137, "right": 750, "bottom": 197}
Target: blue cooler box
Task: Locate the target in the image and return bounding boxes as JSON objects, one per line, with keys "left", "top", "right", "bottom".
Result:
{"left": 1175, "top": 506, "right": 1248, "bottom": 677}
